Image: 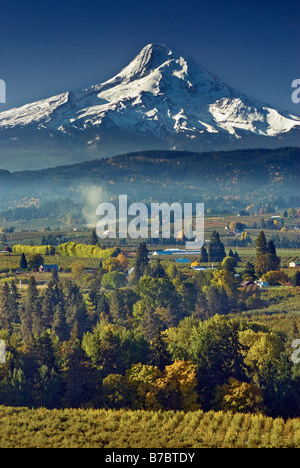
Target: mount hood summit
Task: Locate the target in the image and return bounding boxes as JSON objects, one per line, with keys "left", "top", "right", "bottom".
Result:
{"left": 0, "top": 43, "right": 299, "bottom": 170}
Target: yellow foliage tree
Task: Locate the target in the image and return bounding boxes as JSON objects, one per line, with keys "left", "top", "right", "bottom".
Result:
{"left": 261, "top": 270, "right": 288, "bottom": 285}
{"left": 214, "top": 378, "right": 265, "bottom": 414}
{"left": 212, "top": 269, "right": 238, "bottom": 298}
{"left": 70, "top": 261, "right": 87, "bottom": 280}
{"left": 162, "top": 361, "right": 200, "bottom": 411}
{"left": 103, "top": 258, "right": 120, "bottom": 273}
{"left": 126, "top": 361, "right": 200, "bottom": 411}
{"left": 116, "top": 253, "right": 129, "bottom": 272}
{"left": 239, "top": 329, "right": 284, "bottom": 379}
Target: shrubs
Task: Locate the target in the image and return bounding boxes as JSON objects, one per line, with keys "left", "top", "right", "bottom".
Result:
{"left": 214, "top": 378, "right": 265, "bottom": 414}
{"left": 58, "top": 242, "right": 115, "bottom": 259}
{"left": 13, "top": 245, "right": 50, "bottom": 255}
{"left": 101, "top": 271, "right": 127, "bottom": 290}
{"left": 261, "top": 270, "right": 289, "bottom": 285}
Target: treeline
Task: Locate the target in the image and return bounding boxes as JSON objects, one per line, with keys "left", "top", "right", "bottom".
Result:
{"left": 0, "top": 236, "right": 299, "bottom": 417}
{"left": 58, "top": 242, "right": 116, "bottom": 259}
{"left": 13, "top": 245, "right": 53, "bottom": 256}
{"left": 13, "top": 242, "right": 117, "bottom": 260}
{"left": 0, "top": 199, "right": 82, "bottom": 222}
{"left": 271, "top": 234, "right": 300, "bottom": 250}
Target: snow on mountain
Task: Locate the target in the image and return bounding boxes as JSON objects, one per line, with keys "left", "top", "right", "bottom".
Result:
{"left": 0, "top": 43, "right": 299, "bottom": 170}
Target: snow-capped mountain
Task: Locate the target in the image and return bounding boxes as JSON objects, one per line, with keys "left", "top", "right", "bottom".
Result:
{"left": 0, "top": 43, "right": 299, "bottom": 170}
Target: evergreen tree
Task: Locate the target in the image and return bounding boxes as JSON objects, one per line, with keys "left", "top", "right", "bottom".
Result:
{"left": 108, "top": 289, "right": 127, "bottom": 324}
{"left": 260, "top": 218, "right": 266, "bottom": 229}
{"left": 41, "top": 269, "right": 64, "bottom": 329}
{"left": 222, "top": 256, "right": 237, "bottom": 274}
{"left": 28, "top": 254, "right": 44, "bottom": 272}
{"left": 206, "top": 284, "right": 230, "bottom": 316}
{"left": 63, "top": 340, "right": 95, "bottom": 408}
{"left": 64, "top": 280, "right": 89, "bottom": 337}
{"left": 21, "top": 277, "right": 42, "bottom": 340}
{"left": 256, "top": 231, "right": 268, "bottom": 256}
{"left": 166, "top": 264, "right": 178, "bottom": 280}
{"left": 260, "top": 355, "right": 298, "bottom": 419}
{"left": 9, "top": 280, "right": 21, "bottom": 324}
{"left": 52, "top": 303, "right": 69, "bottom": 341}
{"left": 267, "top": 239, "right": 281, "bottom": 271}
{"left": 209, "top": 231, "right": 226, "bottom": 263}
{"left": 41, "top": 289, "right": 55, "bottom": 331}
{"left": 194, "top": 290, "right": 209, "bottom": 320}
{"left": 292, "top": 271, "right": 300, "bottom": 287}
{"left": 97, "top": 292, "right": 110, "bottom": 318}
{"left": 34, "top": 365, "right": 63, "bottom": 409}
{"left": 68, "top": 302, "right": 88, "bottom": 340}
{"left": 131, "top": 242, "right": 149, "bottom": 283}
{"left": 242, "top": 262, "right": 256, "bottom": 281}
{"left": 0, "top": 368, "right": 30, "bottom": 407}
{"left": 0, "top": 283, "right": 12, "bottom": 329}
{"left": 50, "top": 268, "right": 60, "bottom": 285}
{"left": 234, "top": 251, "right": 241, "bottom": 262}
{"left": 140, "top": 307, "right": 162, "bottom": 342}
{"left": 20, "top": 304, "right": 33, "bottom": 344}
{"left": 200, "top": 245, "right": 209, "bottom": 263}
{"left": 34, "top": 332, "right": 57, "bottom": 371}
{"left": 145, "top": 260, "right": 166, "bottom": 279}
{"left": 255, "top": 231, "right": 269, "bottom": 276}
{"left": 98, "top": 329, "right": 123, "bottom": 378}
{"left": 49, "top": 246, "right": 56, "bottom": 256}
{"left": 136, "top": 242, "right": 149, "bottom": 272}
{"left": 19, "top": 253, "right": 28, "bottom": 270}
{"left": 150, "top": 327, "right": 172, "bottom": 371}
{"left": 193, "top": 316, "right": 247, "bottom": 411}
{"left": 255, "top": 232, "right": 281, "bottom": 275}
{"left": 91, "top": 229, "right": 99, "bottom": 246}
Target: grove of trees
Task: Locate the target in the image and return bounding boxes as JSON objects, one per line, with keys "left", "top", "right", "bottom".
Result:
{"left": 0, "top": 233, "right": 299, "bottom": 418}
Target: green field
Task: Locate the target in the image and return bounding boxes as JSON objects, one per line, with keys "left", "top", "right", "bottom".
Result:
{"left": 0, "top": 407, "right": 299, "bottom": 448}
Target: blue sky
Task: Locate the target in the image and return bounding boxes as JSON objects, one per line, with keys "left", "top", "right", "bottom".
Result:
{"left": 0, "top": 0, "right": 299, "bottom": 113}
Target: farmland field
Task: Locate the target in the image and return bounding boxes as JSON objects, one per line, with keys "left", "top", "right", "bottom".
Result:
{"left": 0, "top": 407, "right": 299, "bottom": 448}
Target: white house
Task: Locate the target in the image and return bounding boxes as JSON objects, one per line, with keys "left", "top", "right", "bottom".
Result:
{"left": 289, "top": 262, "right": 300, "bottom": 268}
{"left": 255, "top": 279, "right": 269, "bottom": 288}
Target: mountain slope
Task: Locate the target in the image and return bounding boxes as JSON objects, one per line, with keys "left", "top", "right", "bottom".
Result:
{"left": 0, "top": 44, "right": 299, "bottom": 171}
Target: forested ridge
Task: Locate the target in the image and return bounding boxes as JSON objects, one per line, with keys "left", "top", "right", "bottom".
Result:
{"left": 0, "top": 148, "right": 299, "bottom": 213}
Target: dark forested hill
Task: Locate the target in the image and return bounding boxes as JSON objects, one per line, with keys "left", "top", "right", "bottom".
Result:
{"left": 0, "top": 147, "right": 299, "bottom": 219}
